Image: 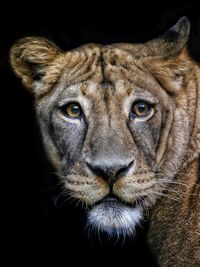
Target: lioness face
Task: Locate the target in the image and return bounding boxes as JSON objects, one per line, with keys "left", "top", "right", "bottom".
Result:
{"left": 10, "top": 17, "right": 193, "bottom": 236}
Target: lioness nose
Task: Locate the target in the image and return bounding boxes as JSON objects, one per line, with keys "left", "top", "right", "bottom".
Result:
{"left": 86, "top": 159, "right": 134, "bottom": 185}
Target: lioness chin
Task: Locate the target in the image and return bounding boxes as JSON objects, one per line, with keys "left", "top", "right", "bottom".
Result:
{"left": 10, "top": 16, "right": 200, "bottom": 265}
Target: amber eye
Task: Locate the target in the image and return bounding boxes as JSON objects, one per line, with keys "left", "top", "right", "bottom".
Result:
{"left": 131, "top": 101, "right": 151, "bottom": 117}
{"left": 61, "top": 102, "right": 82, "bottom": 118}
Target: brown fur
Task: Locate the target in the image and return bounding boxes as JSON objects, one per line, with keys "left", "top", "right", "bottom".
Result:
{"left": 10, "top": 17, "right": 200, "bottom": 265}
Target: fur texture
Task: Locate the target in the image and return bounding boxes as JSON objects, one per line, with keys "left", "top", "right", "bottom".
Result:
{"left": 10, "top": 17, "right": 200, "bottom": 265}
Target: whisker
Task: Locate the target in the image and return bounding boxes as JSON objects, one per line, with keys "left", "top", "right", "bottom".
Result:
{"left": 164, "top": 186, "right": 197, "bottom": 197}
{"left": 156, "top": 179, "right": 193, "bottom": 188}
{"left": 152, "top": 191, "right": 182, "bottom": 203}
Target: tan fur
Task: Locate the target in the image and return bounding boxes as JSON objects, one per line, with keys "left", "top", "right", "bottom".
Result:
{"left": 10, "top": 17, "right": 200, "bottom": 265}
{"left": 148, "top": 159, "right": 200, "bottom": 266}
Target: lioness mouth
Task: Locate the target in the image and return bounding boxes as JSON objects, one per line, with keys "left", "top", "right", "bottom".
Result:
{"left": 87, "top": 194, "right": 143, "bottom": 237}
{"left": 94, "top": 194, "right": 136, "bottom": 208}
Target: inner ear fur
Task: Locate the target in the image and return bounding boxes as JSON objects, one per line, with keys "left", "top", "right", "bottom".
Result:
{"left": 144, "top": 51, "right": 192, "bottom": 94}
{"left": 10, "top": 37, "right": 61, "bottom": 90}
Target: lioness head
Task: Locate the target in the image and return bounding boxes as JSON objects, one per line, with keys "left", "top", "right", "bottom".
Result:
{"left": 10, "top": 17, "right": 199, "bottom": 237}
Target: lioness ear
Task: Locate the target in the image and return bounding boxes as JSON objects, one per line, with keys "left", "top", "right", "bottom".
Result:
{"left": 146, "top": 16, "right": 190, "bottom": 58}
{"left": 10, "top": 37, "right": 61, "bottom": 91}
{"left": 144, "top": 17, "right": 192, "bottom": 93}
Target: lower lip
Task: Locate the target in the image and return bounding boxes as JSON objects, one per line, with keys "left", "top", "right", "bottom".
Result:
{"left": 99, "top": 195, "right": 137, "bottom": 209}
{"left": 102, "top": 196, "right": 118, "bottom": 202}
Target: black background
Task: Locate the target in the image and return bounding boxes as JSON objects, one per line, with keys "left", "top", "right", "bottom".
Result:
{"left": 1, "top": 3, "right": 200, "bottom": 266}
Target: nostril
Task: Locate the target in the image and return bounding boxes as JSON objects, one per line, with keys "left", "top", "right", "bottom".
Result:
{"left": 86, "top": 162, "right": 108, "bottom": 180}
{"left": 116, "top": 160, "right": 134, "bottom": 177}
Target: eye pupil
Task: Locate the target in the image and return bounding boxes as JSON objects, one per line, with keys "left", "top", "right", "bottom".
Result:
{"left": 137, "top": 104, "right": 146, "bottom": 113}
{"left": 71, "top": 104, "right": 80, "bottom": 114}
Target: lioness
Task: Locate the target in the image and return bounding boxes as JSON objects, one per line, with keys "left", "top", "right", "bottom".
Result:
{"left": 10, "top": 17, "right": 200, "bottom": 265}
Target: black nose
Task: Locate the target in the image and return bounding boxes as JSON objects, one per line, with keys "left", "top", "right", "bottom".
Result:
{"left": 86, "top": 159, "right": 134, "bottom": 185}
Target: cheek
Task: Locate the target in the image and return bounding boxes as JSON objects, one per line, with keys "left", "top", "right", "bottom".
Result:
{"left": 129, "top": 110, "right": 162, "bottom": 162}
{"left": 147, "top": 110, "right": 163, "bottom": 146}
{"left": 52, "top": 118, "right": 87, "bottom": 165}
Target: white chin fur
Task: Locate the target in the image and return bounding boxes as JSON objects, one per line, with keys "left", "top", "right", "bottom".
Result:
{"left": 87, "top": 201, "right": 143, "bottom": 237}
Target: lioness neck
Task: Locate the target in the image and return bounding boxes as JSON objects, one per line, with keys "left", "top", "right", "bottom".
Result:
{"left": 148, "top": 158, "right": 200, "bottom": 266}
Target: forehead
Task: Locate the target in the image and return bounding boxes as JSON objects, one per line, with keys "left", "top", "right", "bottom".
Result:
{"left": 55, "top": 43, "right": 150, "bottom": 86}
{"left": 55, "top": 44, "right": 156, "bottom": 94}
{"left": 42, "top": 43, "right": 164, "bottom": 107}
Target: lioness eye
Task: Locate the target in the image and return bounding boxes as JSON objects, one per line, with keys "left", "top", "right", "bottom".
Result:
{"left": 131, "top": 101, "right": 151, "bottom": 117}
{"left": 61, "top": 102, "right": 82, "bottom": 118}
